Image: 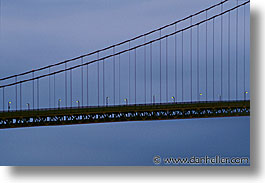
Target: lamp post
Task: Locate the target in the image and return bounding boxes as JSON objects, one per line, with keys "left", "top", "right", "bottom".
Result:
{"left": 153, "top": 95, "right": 155, "bottom": 104}
{"left": 26, "top": 103, "right": 30, "bottom": 110}
{"left": 106, "top": 97, "right": 109, "bottom": 106}
{"left": 244, "top": 91, "right": 248, "bottom": 101}
{"left": 172, "top": 96, "right": 175, "bottom": 103}
{"left": 124, "top": 98, "right": 128, "bottom": 105}
{"left": 76, "top": 100, "right": 80, "bottom": 108}
{"left": 199, "top": 93, "right": 203, "bottom": 101}
{"left": 8, "top": 101, "right": 11, "bottom": 111}
{"left": 218, "top": 95, "right": 222, "bottom": 101}
{"left": 58, "top": 99, "right": 61, "bottom": 109}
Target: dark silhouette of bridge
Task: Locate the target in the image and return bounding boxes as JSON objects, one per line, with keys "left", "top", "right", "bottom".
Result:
{"left": 0, "top": 0, "right": 250, "bottom": 129}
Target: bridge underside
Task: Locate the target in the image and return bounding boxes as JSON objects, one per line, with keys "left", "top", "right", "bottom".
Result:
{"left": 0, "top": 100, "right": 250, "bottom": 129}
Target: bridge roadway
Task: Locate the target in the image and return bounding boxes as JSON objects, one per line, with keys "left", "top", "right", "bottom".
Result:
{"left": 0, "top": 100, "right": 250, "bottom": 129}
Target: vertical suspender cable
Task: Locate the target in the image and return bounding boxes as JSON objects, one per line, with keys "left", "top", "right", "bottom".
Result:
{"left": 197, "top": 25, "right": 200, "bottom": 101}
{"left": 81, "top": 58, "right": 83, "bottom": 106}
{"left": 103, "top": 59, "right": 105, "bottom": 105}
{"left": 37, "top": 78, "right": 39, "bottom": 109}
{"left": 97, "top": 51, "right": 100, "bottom": 106}
{"left": 213, "top": 19, "right": 215, "bottom": 101}
{"left": 236, "top": 0, "right": 238, "bottom": 100}
{"left": 54, "top": 74, "right": 55, "bottom": 107}
{"left": 113, "top": 47, "right": 115, "bottom": 105}
{"left": 70, "top": 69, "right": 72, "bottom": 108}
{"left": 87, "top": 61, "right": 89, "bottom": 106}
{"left": 243, "top": 3, "right": 246, "bottom": 98}
{"left": 2, "top": 87, "right": 4, "bottom": 112}
{"left": 32, "top": 71, "right": 34, "bottom": 109}
{"left": 20, "top": 82, "right": 22, "bottom": 110}
{"left": 182, "top": 31, "right": 184, "bottom": 102}
{"left": 150, "top": 43, "right": 153, "bottom": 103}
{"left": 15, "top": 76, "right": 17, "bottom": 110}
{"left": 49, "top": 67, "right": 51, "bottom": 108}
{"left": 175, "top": 24, "right": 178, "bottom": 102}
{"left": 160, "top": 30, "right": 162, "bottom": 103}
{"left": 129, "top": 41, "right": 131, "bottom": 104}
{"left": 206, "top": 11, "right": 208, "bottom": 101}
{"left": 228, "top": 11, "right": 231, "bottom": 100}
{"left": 166, "top": 36, "right": 168, "bottom": 102}
{"left": 65, "top": 62, "right": 67, "bottom": 107}
{"left": 190, "top": 16, "right": 193, "bottom": 102}
{"left": 144, "top": 36, "right": 147, "bottom": 104}
{"left": 135, "top": 48, "right": 137, "bottom": 104}
{"left": 119, "top": 54, "right": 121, "bottom": 105}
{"left": 221, "top": 2, "right": 223, "bottom": 101}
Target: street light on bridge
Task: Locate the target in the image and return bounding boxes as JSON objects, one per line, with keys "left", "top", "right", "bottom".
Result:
{"left": 8, "top": 101, "right": 11, "bottom": 112}
{"left": 172, "top": 96, "right": 175, "bottom": 103}
{"left": 58, "top": 99, "right": 61, "bottom": 109}
{"left": 199, "top": 93, "right": 203, "bottom": 101}
{"left": 76, "top": 100, "right": 80, "bottom": 108}
{"left": 26, "top": 103, "right": 30, "bottom": 110}
{"left": 124, "top": 98, "right": 128, "bottom": 105}
{"left": 218, "top": 95, "right": 222, "bottom": 101}
{"left": 106, "top": 97, "right": 109, "bottom": 106}
{"left": 244, "top": 91, "right": 248, "bottom": 101}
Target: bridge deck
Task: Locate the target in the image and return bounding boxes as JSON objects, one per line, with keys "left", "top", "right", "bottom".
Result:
{"left": 0, "top": 100, "right": 250, "bottom": 129}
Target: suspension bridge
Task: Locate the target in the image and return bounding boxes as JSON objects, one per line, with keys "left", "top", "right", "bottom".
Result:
{"left": 0, "top": 0, "right": 250, "bottom": 129}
